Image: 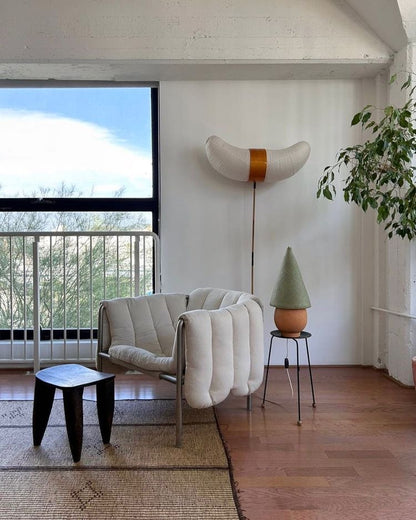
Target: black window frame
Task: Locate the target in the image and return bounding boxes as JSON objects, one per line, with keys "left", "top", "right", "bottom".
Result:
{"left": 0, "top": 81, "right": 159, "bottom": 235}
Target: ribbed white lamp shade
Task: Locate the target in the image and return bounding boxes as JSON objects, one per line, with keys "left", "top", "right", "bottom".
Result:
{"left": 205, "top": 135, "right": 311, "bottom": 184}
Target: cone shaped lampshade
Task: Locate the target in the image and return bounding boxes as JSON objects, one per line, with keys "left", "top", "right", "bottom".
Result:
{"left": 270, "top": 247, "right": 311, "bottom": 310}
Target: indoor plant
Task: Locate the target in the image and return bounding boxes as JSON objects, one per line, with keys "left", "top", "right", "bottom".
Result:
{"left": 317, "top": 75, "right": 416, "bottom": 240}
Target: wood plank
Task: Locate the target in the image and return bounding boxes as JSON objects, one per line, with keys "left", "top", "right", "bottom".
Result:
{"left": 325, "top": 449, "right": 394, "bottom": 459}
{"left": 237, "top": 476, "right": 330, "bottom": 488}
{"left": 284, "top": 467, "right": 359, "bottom": 477}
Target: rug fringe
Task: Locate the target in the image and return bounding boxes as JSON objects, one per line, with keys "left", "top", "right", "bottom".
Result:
{"left": 213, "top": 406, "right": 250, "bottom": 520}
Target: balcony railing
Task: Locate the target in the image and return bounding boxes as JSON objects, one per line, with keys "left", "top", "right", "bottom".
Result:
{"left": 0, "top": 231, "right": 160, "bottom": 371}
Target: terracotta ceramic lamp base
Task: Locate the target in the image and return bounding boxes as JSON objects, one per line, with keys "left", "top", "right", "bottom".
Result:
{"left": 274, "top": 308, "right": 307, "bottom": 338}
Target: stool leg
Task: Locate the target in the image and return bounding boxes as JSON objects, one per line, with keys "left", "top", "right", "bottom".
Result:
{"left": 305, "top": 338, "right": 316, "bottom": 407}
{"left": 262, "top": 336, "right": 274, "bottom": 407}
{"left": 33, "top": 379, "right": 55, "bottom": 446}
{"left": 295, "top": 339, "right": 302, "bottom": 426}
{"left": 63, "top": 387, "right": 84, "bottom": 463}
{"left": 96, "top": 378, "right": 114, "bottom": 444}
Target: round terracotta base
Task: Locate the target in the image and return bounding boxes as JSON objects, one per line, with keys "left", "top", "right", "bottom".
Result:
{"left": 274, "top": 308, "right": 307, "bottom": 338}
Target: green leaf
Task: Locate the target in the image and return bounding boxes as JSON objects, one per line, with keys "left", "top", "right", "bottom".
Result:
{"left": 376, "top": 140, "right": 386, "bottom": 155}
{"left": 351, "top": 112, "right": 362, "bottom": 126}
{"left": 378, "top": 205, "right": 389, "bottom": 222}
{"left": 362, "top": 112, "right": 371, "bottom": 124}
{"left": 369, "top": 198, "right": 378, "bottom": 209}
{"left": 323, "top": 187, "right": 333, "bottom": 200}
{"left": 384, "top": 106, "right": 394, "bottom": 117}
{"left": 401, "top": 75, "right": 411, "bottom": 90}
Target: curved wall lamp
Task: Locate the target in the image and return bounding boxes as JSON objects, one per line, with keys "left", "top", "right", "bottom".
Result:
{"left": 205, "top": 135, "right": 311, "bottom": 293}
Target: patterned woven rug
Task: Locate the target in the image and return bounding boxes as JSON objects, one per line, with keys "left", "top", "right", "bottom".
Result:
{"left": 0, "top": 399, "right": 243, "bottom": 519}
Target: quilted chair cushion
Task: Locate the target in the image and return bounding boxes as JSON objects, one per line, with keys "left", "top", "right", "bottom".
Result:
{"left": 182, "top": 297, "right": 264, "bottom": 408}
{"left": 102, "top": 293, "right": 187, "bottom": 374}
{"left": 187, "top": 287, "right": 262, "bottom": 311}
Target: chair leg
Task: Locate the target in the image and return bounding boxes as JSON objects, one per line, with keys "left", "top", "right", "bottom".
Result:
{"left": 176, "top": 376, "right": 183, "bottom": 448}
{"left": 175, "top": 319, "right": 184, "bottom": 448}
{"left": 246, "top": 394, "right": 252, "bottom": 411}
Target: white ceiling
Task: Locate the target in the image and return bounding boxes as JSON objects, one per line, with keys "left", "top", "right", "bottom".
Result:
{"left": 0, "top": 1, "right": 410, "bottom": 82}
{"left": 345, "top": 0, "right": 407, "bottom": 51}
{"left": 398, "top": 0, "right": 416, "bottom": 41}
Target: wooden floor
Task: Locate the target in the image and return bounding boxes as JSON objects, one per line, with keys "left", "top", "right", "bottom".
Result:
{"left": 1, "top": 366, "right": 416, "bottom": 519}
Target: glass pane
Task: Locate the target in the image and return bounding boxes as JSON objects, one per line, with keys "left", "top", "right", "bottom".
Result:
{"left": 0, "top": 87, "right": 152, "bottom": 198}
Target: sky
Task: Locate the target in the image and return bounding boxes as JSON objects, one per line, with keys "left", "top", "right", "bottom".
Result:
{"left": 0, "top": 87, "right": 153, "bottom": 198}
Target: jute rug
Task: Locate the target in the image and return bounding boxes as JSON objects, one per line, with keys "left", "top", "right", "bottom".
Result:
{"left": 0, "top": 399, "right": 244, "bottom": 519}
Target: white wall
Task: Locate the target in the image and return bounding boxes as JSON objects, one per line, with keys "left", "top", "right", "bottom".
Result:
{"left": 160, "top": 79, "right": 370, "bottom": 366}
{"left": 374, "top": 44, "right": 416, "bottom": 385}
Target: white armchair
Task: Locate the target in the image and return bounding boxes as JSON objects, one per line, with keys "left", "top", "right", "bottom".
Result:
{"left": 97, "top": 287, "right": 264, "bottom": 446}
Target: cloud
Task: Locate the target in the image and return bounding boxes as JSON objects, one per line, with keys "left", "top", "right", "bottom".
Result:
{"left": 0, "top": 109, "right": 152, "bottom": 197}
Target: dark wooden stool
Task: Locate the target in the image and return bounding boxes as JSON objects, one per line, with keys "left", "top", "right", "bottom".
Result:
{"left": 33, "top": 364, "right": 115, "bottom": 462}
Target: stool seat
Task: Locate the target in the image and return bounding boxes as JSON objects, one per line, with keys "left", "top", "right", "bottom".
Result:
{"left": 270, "top": 330, "right": 311, "bottom": 340}
{"left": 33, "top": 364, "right": 115, "bottom": 463}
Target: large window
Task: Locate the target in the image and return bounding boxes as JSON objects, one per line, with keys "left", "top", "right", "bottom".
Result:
{"left": 0, "top": 83, "right": 159, "bottom": 233}
{"left": 0, "top": 84, "right": 159, "bottom": 364}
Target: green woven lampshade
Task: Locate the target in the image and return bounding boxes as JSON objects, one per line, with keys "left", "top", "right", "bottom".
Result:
{"left": 270, "top": 247, "right": 311, "bottom": 309}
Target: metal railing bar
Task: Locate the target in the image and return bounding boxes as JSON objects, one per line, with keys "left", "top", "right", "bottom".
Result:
{"left": 32, "top": 237, "right": 40, "bottom": 373}
{"left": 129, "top": 236, "right": 133, "bottom": 297}
{"left": 9, "top": 237, "right": 13, "bottom": 360}
{"left": 116, "top": 235, "right": 120, "bottom": 297}
{"left": 63, "top": 236, "right": 67, "bottom": 360}
{"left": 103, "top": 236, "right": 106, "bottom": 300}
{"left": 76, "top": 235, "right": 81, "bottom": 360}
{"left": 49, "top": 236, "right": 53, "bottom": 360}
{"left": 89, "top": 235, "right": 94, "bottom": 353}
{"left": 153, "top": 234, "right": 161, "bottom": 293}
{"left": 143, "top": 236, "right": 147, "bottom": 295}
{"left": 134, "top": 235, "right": 140, "bottom": 296}
{"left": 22, "top": 236, "right": 27, "bottom": 361}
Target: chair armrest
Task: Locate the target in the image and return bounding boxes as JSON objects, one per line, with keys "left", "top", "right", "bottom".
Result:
{"left": 97, "top": 304, "right": 111, "bottom": 353}
{"left": 180, "top": 299, "right": 264, "bottom": 408}
{"left": 96, "top": 304, "right": 112, "bottom": 370}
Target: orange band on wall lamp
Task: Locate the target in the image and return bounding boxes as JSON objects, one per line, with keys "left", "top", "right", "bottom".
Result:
{"left": 249, "top": 149, "right": 267, "bottom": 182}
